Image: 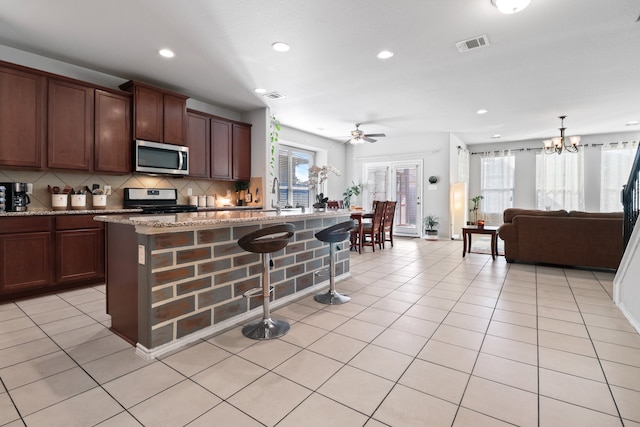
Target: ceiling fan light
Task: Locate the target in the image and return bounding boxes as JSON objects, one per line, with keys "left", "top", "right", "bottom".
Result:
{"left": 492, "top": 0, "right": 531, "bottom": 14}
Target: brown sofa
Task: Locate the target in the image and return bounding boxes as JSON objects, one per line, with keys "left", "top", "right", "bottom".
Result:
{"left": 497, "top": 208, "right": 623, "bottom": 269}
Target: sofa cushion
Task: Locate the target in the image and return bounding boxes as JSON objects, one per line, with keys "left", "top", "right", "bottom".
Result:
{"left": 503, "top": 208, "right": 568, "bottom": 223}
{"left": 568, "top": 211, "right": 623, "bottom": 219}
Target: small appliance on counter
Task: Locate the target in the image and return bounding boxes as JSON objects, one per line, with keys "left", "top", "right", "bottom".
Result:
{"left": 0, "top": 182, "right": 31, "bottom": 212}
{"left": 123, "top": 188, "right": 198, "bottom": 214}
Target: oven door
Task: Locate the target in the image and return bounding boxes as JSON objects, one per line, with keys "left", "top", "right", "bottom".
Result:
{"left": 135, "top": 140, "right": 189, "bottom": 176}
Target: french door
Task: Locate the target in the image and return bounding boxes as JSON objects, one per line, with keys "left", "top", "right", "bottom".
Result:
{"left": 363, "top": 161, "right": 422, "bottom": 237}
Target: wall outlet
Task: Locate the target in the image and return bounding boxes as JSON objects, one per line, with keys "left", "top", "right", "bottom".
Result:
{"left": 187, "top": 188, "right": 193, "bottom": 196}
{"left": 104, "top": 185, "right": 112, "bottom": 196}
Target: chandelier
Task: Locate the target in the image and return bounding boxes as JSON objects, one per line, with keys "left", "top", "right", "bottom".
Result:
{"left": 543, "top": 116, "right": 581, "bottom": 155}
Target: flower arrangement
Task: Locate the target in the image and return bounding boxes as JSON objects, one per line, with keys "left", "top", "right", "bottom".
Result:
{"left": 309, "top": 165, "right": 340, "bottom": 206}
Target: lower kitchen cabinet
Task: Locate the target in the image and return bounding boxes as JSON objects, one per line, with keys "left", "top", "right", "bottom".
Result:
{"left": 55, "top": 215, "right": 104, "bottom": 284}
{"left": 0, "top": 217, "right": 54, "bottom": 295}
{"left": 0, "top": 215, "right": 106, "bottom": 301}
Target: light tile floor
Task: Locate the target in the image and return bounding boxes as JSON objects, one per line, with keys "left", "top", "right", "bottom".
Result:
{"left": 1, "top": 238, "right": 640, "bottom": 426}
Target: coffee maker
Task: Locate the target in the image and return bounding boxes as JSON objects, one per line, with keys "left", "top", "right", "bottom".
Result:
{"left": 0, "top": 182, "right": 31, "bottom": 212}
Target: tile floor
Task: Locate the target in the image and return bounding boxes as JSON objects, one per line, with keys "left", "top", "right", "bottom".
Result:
{"left": 1, "top": 238, "right": 640, "bottom": 427}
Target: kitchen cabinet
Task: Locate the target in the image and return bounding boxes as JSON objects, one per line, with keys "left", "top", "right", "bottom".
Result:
{"left": 94, "top": 90, "right": 131, "bottom": 173}
{"left": 120, "top": 80, "right": 188, "bottom": 145}
{"left": 232, "top": 123, "right": 252, "bottom": 181}
{"left": 0, "top": 64, "right": 46, "bottom": 169}
{"left": 0, "top": 217, "right": 54, "bottom": 295}
{"left": 48, "top": 78, "right": 94, "bottom": 170}
{"left": 186, "top": 110, "right": 210, "bottom": 178}
{"left": 55, "top": 215, "right": 104, "bottom": 284}
{"left": 211, "top": 118, "right": 233, "bottom": 180}
{"left": 0, "top": 214, "right": 106, "bottom": 301}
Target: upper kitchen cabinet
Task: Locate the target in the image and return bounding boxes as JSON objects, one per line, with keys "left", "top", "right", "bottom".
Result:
{"left": 232, "top": 123, "right": 251, "bottom": 181}
{"left": 120, "top": 80, "right": 188, "bottom": 145}
{"left": 211, "top": 118, "right": 233, "bottom": 180}
{"left": 186, "top": 110, "right": 210, "bottom": 178}
{"left": 0, "top": 64, "right": 46, "bottom": 169}
{"left": 94, "top": 90, "right": 131, "bottom": 173}
{"left": 48, "top": 79, "right": 94, "bottom": 170}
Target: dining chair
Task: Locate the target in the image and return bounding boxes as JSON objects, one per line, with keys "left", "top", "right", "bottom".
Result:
{"left": 381, "top": 200, "right": 397, "bottom": 248}
{"left": 361, "top": 201, "right": 386, "bottom": 252}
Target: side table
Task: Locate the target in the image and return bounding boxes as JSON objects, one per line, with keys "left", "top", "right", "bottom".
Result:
{"left": 462, "top": 226, "right": 499, "bottom": 260}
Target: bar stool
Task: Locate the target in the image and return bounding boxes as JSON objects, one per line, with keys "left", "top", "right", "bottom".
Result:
{"left": 238, "top": 223, "right": 296, "bottom": 339}
{"left": 314, "top": 220, "right": 356, "bottom": 305}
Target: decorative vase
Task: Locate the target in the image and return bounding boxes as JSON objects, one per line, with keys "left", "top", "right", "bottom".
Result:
{"left": 313, "top": 202, "right": 326, "bottom": 211}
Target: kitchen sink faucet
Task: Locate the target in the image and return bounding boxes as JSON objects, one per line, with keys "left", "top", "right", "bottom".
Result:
{"left": 271, "top": 177, "right": 281, "bottom": 214}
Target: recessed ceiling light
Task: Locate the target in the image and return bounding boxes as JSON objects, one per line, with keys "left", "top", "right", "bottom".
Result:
{"left": 272, "top": 42, "right": 290, "bottom": 52}
{"left": 477, "top": 109, "right": 488, "bottom": 114}
{"left": 377, "top": 50, "right": 394, "bottom": 59}
{"left": 158, "top": 48, "right": 175, "bottom": 58}
{"left": 491, "top": 0, "right": 531, "bottom": 14}
{"left": 491, "top": 134, "right": 502, "bottom": 139}
{"left": 254, "top": 88, "right": 267, "bottom": 94}
{"left": 626, "top": 120, "right": 639, "bottom": 126}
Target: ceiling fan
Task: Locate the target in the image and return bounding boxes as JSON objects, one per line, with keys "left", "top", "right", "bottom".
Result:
{"left": 344, "top": 123, "right": 386, "bottom": 144}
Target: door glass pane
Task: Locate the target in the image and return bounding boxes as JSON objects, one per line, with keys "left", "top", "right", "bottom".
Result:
{"left": 395, "top": 167, "right": 417, "bottom": 229}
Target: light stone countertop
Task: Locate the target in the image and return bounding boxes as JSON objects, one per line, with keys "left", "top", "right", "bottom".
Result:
{"left": 94, "top": 208, "right": 351, "bottom": 232}
{"left": 0, "top": 208, "right": 143, "bottom": 216}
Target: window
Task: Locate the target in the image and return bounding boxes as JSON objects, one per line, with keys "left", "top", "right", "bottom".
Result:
{"left": 536, "top": 151, "right": 584, "bottom": 211}
{"left": 480, "top": 152, "right": 515, "bottom": 225}
{"left": 277, "top": 145, "right": 314, "bottom": 208}
{"left": 601, "top": 142, "right": 638, "bottom": 212}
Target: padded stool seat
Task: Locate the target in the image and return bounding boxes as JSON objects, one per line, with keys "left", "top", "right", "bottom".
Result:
{"left": 237, "top": 223, "right": 295, "bottom": 339}
{"left": 314, "top": 220, "right": 355, "bottom": 305}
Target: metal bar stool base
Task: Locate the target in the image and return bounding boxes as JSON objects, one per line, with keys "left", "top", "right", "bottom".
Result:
{"left": 242, "top": 317, "right": 290, "bottom": 340}
{"left": 314, "top": 291, "right": 351, "bottom": 305}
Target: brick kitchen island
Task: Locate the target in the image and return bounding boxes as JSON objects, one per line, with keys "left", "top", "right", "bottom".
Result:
{"left": 95, "top": 210, "right": 351, "bottom": 359}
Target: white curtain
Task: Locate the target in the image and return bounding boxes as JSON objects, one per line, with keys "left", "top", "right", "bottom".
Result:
{"left": 536, "top": 150, "right": 585, "bottom": 211}
{"left": 600, "top": 141, "right": 639, "bottom": 212}
{"left": 457, "top": 147, "right": 470, "bottom": 183}
{"left": 480, "top": 150, "right": 514, "bottom": 225}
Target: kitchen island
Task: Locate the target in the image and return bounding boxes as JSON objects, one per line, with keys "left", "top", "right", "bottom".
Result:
{"left": 95, "top": 209, "right": 351, "bottom": 359}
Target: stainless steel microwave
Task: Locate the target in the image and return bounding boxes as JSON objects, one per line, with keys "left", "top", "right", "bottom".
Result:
{"left": 135, "top": 140, "right": 189, "bottom": 176}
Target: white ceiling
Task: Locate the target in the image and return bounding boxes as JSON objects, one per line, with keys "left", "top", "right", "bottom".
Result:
{"left": 1, "top": 0, "right": 639, "bottom": 146}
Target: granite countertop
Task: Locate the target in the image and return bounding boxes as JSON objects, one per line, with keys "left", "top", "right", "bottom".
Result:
{"left": 0, "top": 208, "right": 143, "bottom": 216}
{"left": 94, "top": 208, "right": 350, "bottom": 230}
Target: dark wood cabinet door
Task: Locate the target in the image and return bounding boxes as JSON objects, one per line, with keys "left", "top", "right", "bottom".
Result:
{"left": 48, "top": 79, "right": 94, "bottom": 170}
{"left": 211, "top": 119, "right": 233, "bottom": 180}
{"left": 133, "top": 85, "right": 163, "bottom": 142}
{"left": 0, "top": 65, "right": 46, "bottom": 168}
{"left": 163, "top": 94, "right": 187, "bottom": 145}
{"left": 94, "top": 90, "right": 131, "bottom": 173}
{"left": 55, "top": 228, "right": 104, "bottom": 284}
{"left": 0, "top": 232, "right": 53, "bottom": 294}
{"left": 186, "top": 111, "right": 210, "bottom": 178}
{"left": 232, "top": 123, "right": 252, "bottom": 181}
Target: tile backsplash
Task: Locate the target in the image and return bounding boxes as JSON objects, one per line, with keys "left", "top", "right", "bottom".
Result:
{"left": 0, "top": 169, "right": 253, "bottom": 211}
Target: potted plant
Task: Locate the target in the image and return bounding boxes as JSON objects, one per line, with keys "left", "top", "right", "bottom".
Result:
{"left": 314, "top": 193, "right": 329, "bottom": 210}
{"left": 423, "top": 214, "right": 439, "bottom": 240}
{"left": 469, "top": 195, "right": 484, "bottom": 225}
{"left": 342, "top": 181, "right": 362, "bottom": 209}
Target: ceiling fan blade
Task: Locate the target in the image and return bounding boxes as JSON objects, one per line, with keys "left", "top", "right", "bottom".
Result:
{"left": 364, "top": 133, "right": 386, "bottom": 138}
{"left": 363, "top": 137, "right": 377, "bottom": 143}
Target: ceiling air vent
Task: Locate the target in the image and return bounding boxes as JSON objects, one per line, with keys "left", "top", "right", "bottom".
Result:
{"left": 456, "top": 35, "right": 490, "bottom": 52}
{"left": 264, "top": 91, "right": 285, "bottom": 99}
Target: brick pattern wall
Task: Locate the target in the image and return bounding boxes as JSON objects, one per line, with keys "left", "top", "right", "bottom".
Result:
{"left": 145, "top": 215, "right": 350, "bottom": 348}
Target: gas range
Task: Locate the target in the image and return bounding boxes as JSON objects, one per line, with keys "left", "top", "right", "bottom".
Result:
{"left": 123, "top": 188, "right": 197, "bottom": 214}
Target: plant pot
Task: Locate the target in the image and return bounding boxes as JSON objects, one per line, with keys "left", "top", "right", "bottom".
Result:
{"left": 425, "top": 230, "right": 438, "bottom": 241}
{"left": 313, "top": 202, "right": 326, "bottom": 211}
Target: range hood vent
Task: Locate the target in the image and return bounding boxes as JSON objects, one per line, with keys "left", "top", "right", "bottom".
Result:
{"left": 456, "top": 35, "right": 490, "bottom": 52}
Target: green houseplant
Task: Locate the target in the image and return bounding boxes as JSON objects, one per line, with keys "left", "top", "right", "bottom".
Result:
{"left": 342, "top": 181, "right": 362, "bottom": 209}
{"left": 423, "top": 214, "right": 439, "bottom": 240}
{"left": 469, "top": 195, "right": 484, "bottom": 225}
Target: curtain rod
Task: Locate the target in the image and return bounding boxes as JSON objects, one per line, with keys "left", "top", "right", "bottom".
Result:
{"left": 470, "top": 140, "right": 638, "bottom": 155}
